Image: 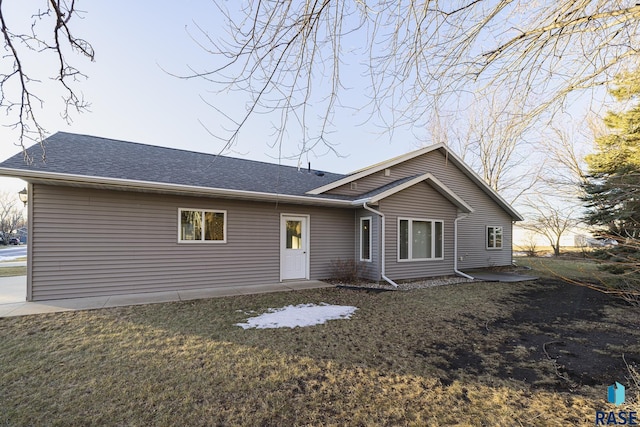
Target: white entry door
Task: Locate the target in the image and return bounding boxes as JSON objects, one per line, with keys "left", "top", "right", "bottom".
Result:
{"left": 280, "top": 215, "right": 309, "bottom": 280}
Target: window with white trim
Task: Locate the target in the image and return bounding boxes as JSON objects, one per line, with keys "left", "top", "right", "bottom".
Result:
{"left": 179, "top": 209, "right": 227, "bottom": 242}
{"left": 487, "top": 226, "right": 503, "bottom": 249}
{"left": 360, "top": 217, "right": 372, "bottom": 262}
{"left": 398, "top": 218, "right": 444, "bottom": 261}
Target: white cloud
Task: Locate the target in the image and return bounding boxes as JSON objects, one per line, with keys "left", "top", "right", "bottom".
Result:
{"left": 236, "top": 303, "right": 357, "bottom": 329}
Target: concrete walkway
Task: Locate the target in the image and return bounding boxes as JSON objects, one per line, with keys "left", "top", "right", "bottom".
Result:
{"left": 0, "top": 261, "right": 27, "bottom": 268}
{"left": 464, "top": 270, "right": 539, "bottom": 282}
{"left": 0, "top": 275, "right": 26, "bottom": 304}
{"left": 0, "top": 280, "right": 335, "bottom": 318}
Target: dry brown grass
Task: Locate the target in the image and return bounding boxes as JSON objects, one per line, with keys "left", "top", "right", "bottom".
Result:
{"left": 0, "top": 266, "right": 26, "bottom": 277}
{"left": 1, "top": 281, "right": 637, "bottom": 426}
{"left": 515, "top": 256, "right": 610, "bottom": 282}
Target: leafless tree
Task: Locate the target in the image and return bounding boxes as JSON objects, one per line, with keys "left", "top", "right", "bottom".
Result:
{"left": 181, "top": 1, "right": 640, "bottom": 159}
{"left": 0, "top": 191, "right": 24, "bottom": 242}
{"left": 538, "top": 119, "right": 601, "bottom": 199}
{"left": 521, "top": 197, "right": 580, "bottom": 257}
{"left": 433, "top": 93, "right": 542, "bottom": 203}
{"left": 517, "top": 230, "right": 539, "bottom": 257}
{"left": 0, "top": 0, "right": 94, "bottom": 160}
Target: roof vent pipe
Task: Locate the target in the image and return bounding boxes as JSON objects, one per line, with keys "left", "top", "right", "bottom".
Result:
{"left": 308, "top": 162, "right": 311, "bottom": 173}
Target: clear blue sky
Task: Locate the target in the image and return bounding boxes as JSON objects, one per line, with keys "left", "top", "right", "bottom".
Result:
{"left": 0, "top": 1, "right": 424, "bottom": 195}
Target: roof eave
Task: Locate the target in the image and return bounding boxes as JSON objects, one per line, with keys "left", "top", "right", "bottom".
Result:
{"left": 0, "top": 168, "right": 354, "bottom": 207}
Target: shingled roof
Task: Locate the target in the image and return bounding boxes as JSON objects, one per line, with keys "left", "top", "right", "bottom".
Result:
{"left": 0, "top": 132, "right": 349, "bottom": 200}
{"left": 0, "top": 132, "right": 523, "bottom": 219}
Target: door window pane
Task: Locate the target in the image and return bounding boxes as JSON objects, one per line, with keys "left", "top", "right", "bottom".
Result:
{"left": 286, "top": 220, "right": 302, "bottom": 249}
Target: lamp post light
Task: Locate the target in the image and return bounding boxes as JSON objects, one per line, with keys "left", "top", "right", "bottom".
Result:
{"left": 18, "top": 187, "right": 28, "bottom": 207}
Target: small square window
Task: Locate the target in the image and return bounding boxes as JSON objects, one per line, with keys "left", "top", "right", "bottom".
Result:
{"left": 487, "top": 226, "right": 503, "bottom": 249}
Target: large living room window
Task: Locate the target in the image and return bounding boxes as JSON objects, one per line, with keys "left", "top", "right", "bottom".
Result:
{"left": 487, "top": 226, "right": 503, "bottom": 249}
{"left": 179, "top": 209, "right": 226, "bottom": 242}
{"left": 398, "top": 218, "right": 443, "bottom": 261}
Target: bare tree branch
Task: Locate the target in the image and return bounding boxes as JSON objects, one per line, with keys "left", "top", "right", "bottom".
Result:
{"left": 0, "top": 0, "right": 94, "bottom": 161}
{"left": 0, "top": 191, "right": 24, "bottom": 242}
{"left": 431, "top": 91, "right": 542, "bottom": 203}
{"left": 179, "top": 1, "right": 640, "bottom": 161}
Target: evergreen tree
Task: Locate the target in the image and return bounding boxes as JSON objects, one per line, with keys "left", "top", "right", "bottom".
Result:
{"left": 583, "top": 72, "right": 640, "bottom": 301}
{"left": 583, "top": 73, "right": 640, "bottom": 240}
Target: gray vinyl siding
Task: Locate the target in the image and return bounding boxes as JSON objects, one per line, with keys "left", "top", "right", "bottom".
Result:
{"left": 355, "top": 208, "right": 381, "bottom": 281}
{"left": 456, "top": 210, "right": 513, "bottom": 269}
{"left": 379, "top": 182, "right": 458, "bottom": 280}
{"left": 29, "top": 184, "right": 353, "bottom": 301}
{"left": 330, "top": 150, "right": 514, "bottom": 269}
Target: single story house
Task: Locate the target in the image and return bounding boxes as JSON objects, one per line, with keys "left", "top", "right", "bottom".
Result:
{"left": 0, "top": 132, "right": 523, "bottom": 301}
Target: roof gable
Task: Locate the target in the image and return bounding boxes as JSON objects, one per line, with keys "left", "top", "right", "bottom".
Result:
{"left": 308, "top": 143, "right": 523, "bottom": 221}
{"left": 306, "top": 144, "right": 443, "bottom": 195}
{"left": 353, "top": 173, "right": 473, "bottom": 213}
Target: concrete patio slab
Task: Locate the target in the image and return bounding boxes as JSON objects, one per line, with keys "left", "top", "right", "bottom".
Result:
{"left": 178, "top": 286, "right": 244, "bottom": 301}
{"left": 104, "top": 291, "right": 181, "bottom": 308}
{"left": 42, "top": 296, "right": 110, "bottom": 311}
{"left": 0, "top": 275, "right": 26, "bottom": 304}
{"left": 0, "top": 280, "right": 336, "bottom": 318}
{"left": 283, "top": 280, "right": 335, "bottom": 290}
{"left": 6, "top": 303, "right": 75, "bottom": 317}
{"left": 465, "top": 270, "right": 538, "bottom": 282}
{"left": 234, "top": 283, "right": 293, "bottom": 295}
{"left": 0, "top": 302, "right": 26, "bottom": 317}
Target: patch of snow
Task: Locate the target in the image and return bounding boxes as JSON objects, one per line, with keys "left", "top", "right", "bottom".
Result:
{"left": 0, "top": 255, "right": 22, "bottom": 261}
{"left": 235, "top": 303, "right": 358, "bottom": 329}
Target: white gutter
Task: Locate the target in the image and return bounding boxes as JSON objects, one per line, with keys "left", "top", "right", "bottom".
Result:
{"left": 454, "top": 214, "right": 474, "bottom": 280}
{"left": 0, "top": 167, "right": 354, "bottom": 208}
{"left": 362, "top": 202, "right": 399, "bottom": 288}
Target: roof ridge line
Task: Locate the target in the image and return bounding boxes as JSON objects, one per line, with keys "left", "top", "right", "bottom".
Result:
{"left": 51, "top": 131, "right": 344, "bottom": 176}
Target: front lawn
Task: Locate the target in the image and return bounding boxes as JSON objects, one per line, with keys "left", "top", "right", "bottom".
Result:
{"left": 515, "top": 256, "right": 609, "bottom": 283}
{"left": 1, "top": 277, "right": 638, "bottom": 425}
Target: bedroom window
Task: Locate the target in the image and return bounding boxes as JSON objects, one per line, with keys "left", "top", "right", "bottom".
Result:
{"left": 487, "top": 226, "right": 503, "bottom": 249}
{"left": 398, "top": 218, "right": 444, "bottom": 261}
{"left": 179, "top": 209, "right": 226, "bottom": 242}
{"left": 360, "top": 217, "right": 372, "bottom": 262}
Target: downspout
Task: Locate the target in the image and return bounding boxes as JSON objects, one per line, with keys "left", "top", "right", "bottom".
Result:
{"left": 511, "top": 220, "right": 519, "bottom": 267}
{"left": 26, "top": 182, "right": 33, "bottom": 301}
{"left": 362, "top": 202, "right": 399, "bottom": 288}
{"left": 454, "top": 214, "right": 474, "bottom": 280}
